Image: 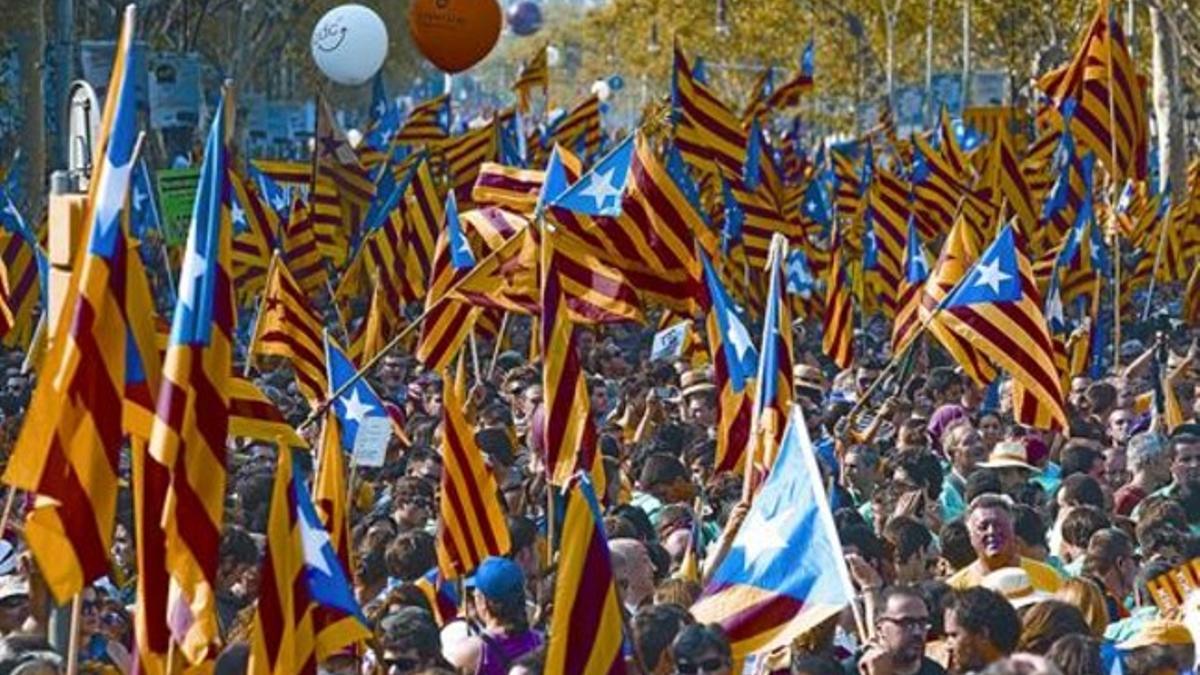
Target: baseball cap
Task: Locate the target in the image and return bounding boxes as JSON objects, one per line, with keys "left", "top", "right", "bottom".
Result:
{"left": 466, "top": 556, "right": 525, "bottom": 602}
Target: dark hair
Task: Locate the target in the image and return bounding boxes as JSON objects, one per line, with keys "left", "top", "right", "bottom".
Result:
{"left": 1123, "top": 644, "right": 1184, "bottom": 675}
{"left": 1177, "top": 481, "right": 1200, "bottom": 525}
{"left": 507, "top": 515, "right": 537, "bottom": 555}
{"left": 1046, "top": 634, "right": 1102, "bottom": 675}
{"left": 965, "top": 469, "right": 1004, "bottom": 502}
{"left": 1136, "top": 496, "right": 1188, "bottom": 530}
{"left": 604, "top": 514, "right": 640, "bottom": 540}
{"left": 879, "top": 584, "right": 927, "bottom": 612}
{"left": 838, "top": 524, "right": 887, "bottom": 568}
{"left": 1017, "top": 600, "right": 1090, "bottom": 654}
{"left": 893, "top": 451, "right": 944, "bottom": 501}
{"left": 1060, "top": 444, "right": 1104, "bottom": 480}
{"left": 833, "top": 507, "right": 869, "bottom": 532}
{"left": 1085, "top": 382, "right": 1117, "bottom": 412}
{"left": 946, "top": 588, "right": 1020, "bottom": 655}
{"left": 791, "top": 655, "right": 845, "bottom": 675}
{"left": 611, "top": 504, "right": 656, "bottom": 542}
{"left": 927, "top": 367, "right": 959, "bottom": 394}
{"left": 385, "top": 530, "right": 436, "bottom": 582}
{"left": 1059, "top": 474, "right": 1105, "bottom": 509}
{"left": 671, "top": 623, "right": 732, "bottom": 663}
{"left": 940, "top": 519, "right": 977, "bottom": 570}
{"left": 379, "top": 607, "right": 441, "bottom": 659}
{"left": 219, "top": 525, "right": 259, "bottom": 566}
{"left": 1060, "top": 506, "right": 1111, "bottom": 550}
{"left": 884, "top": 516, "right": 933, "bottom": 565}
{"left": 1135, "top": 517, "right": 1186, "bottom": 560}
{"left": 1081, "top": 528, "right": 1134, "bottom": 579}
{"left": 1012, "top": 504, "right": 1047, "bottom": 550}
{"left": 919, "top": 580, "right": 953, "bottom": 638}
{"left": 633, "top": 604, "right": 692, "bottom": 672}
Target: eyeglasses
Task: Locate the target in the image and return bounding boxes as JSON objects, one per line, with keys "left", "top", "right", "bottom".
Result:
{"left": 675, "top": 657, "right": 728, "bottom": 674}
{"left": 879, "top": 616, "right": 930, "bottom": 633}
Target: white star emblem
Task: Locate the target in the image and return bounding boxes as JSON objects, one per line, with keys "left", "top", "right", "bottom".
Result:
{"left": 1045, "top": 286, "right": 1064, "bottom": 327}
{"left": 452, "top": 231, "right": 473, "bottom": 261}
{"left": 340, "top": 388, "right": 374, "bottom": 424}
{"left": 973, "top": 257, "right": 1011, "bottom": 295}
{"left": 94, "top": 155, "right": 136, "bottom": 235}
{"left": 805, "top": 200, "right": 817, "bottom": 213}
{"left": 726, "top": 307, "right": 753, "bottom": 361}
{"left": 578, "top": 166, "right": 623, "bottom": 211}
{"left": 178, "top": 245, "right": 207, "bottom": 310}
{"left": 736, "top": 507, "right": 794, "bottom": 567}
{"left": 231, "top": 201, "right": 246, "bottom": 226}
{"left": 2, "top": 201, "right": 19, "bottom": 222}
{"left": 911, "top": 249, "right": 929, "bottom": 278}
{"left": 375, "top": 101, "right": 387, "bottom": 118}
{"left": 299, "top": 511, "right": 333, "bottom": 576}
{"left": 133, "top": 185, "right": 147, "bottom": 213}
{"left": 271, "top": 191, "right": 289, "bottom": 213}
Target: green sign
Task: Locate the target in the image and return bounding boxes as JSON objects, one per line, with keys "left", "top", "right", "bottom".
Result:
{"left": 155, "top": 167, "right": 200, "bottom": 246}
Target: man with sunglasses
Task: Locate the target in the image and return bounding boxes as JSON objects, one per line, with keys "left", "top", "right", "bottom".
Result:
{"left": 852, "top": 586, "right": 946, "bottom": 675}
{"left": 375, "top": 607, "right": 451, "bottom": 674}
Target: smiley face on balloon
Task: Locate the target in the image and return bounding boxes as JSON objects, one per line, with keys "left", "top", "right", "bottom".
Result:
{"left": 310, "top": 4, "right": 388, "bottom": 86}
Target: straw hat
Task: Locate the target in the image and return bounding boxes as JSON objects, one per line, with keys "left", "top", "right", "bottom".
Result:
{"left": 981, "top": 567, "right": 1051, "bottom": 609}
{"left": 1116, "top": 619, "right": 1194, "bottom": 651}
{"left": 978, "top": 441, "right": 1038, "bottom": 471}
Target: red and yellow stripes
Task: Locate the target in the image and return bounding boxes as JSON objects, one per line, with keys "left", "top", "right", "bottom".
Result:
{"left": 231, "top": 168, "right": 280, "bottom": 303}
{"left": 395, "top": 94, "right": 451, "bottom": 145}
{"left": 400, "top": 157, "right": 442, "bottom": 303}
{"left": 444, "top": 121, "right": 499, "bottom": 210}
{"left": 673, "top": 45, "right": 747, "bottom": 179}
{"left": 551, "top": 95, "right": 603, "bottom": 162}
{"left": 1037, "top": 0, "right": 1147, "bottom": 184}
{"left": 436, "top": 368, "right": 512, "bottom": 579}
{"left": 315, "top": 411, "right": 352, "bottom": 576}
{"left": 939, "top": 232, "right": 1067, "bottom": 431}
{"left": 2, "top": 4, "right": 141, "bottom": 604}
{"left": 544, "top": 476, "right": 626, "bottom": 675}
{"left": 821, "top": 225, "right": 854, "bottom": 370}
{"left": 228, "top": 376, "right": 307, "bottom": 449}
{"left": 866, "top": 168, "right": 909, "bottom": 314}
{"left": 512, "top": 46, "right": 549, "bottom": 112}
{"left": 0, "top": 228, "right": 40, "bottom": 347}
{"left": 282, "top": 199, "right": 328, "bottom": 297}
{"left": 250, "top": 254, "right": 328, "bottom": 408}
{"left": 922, "top": 216, "right": 998, "bottom": 386}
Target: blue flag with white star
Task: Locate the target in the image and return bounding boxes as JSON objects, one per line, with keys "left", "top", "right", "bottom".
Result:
{"left": 721, "top": 178, "right": 744, "bottom": 255}
{"left": 536, "top": 146, "right": 572, "bottom": 215}
{"left": 941, "top": 224, "right": 1023, "bottom": 309}
{"left": 130, "top": 158, "right": 162, "bottom": 241}
{"left": 249, "top": 164, "right": 291, "bottom": 221}
{"left": 445, "top": 191, "right": 475, "bottom": 270}
{"left": 291, "top": 464, "right": 367, "bottom": 621}
{"left": 903, "top": 216, "right": 930, "bottom": 284}
{"left": 325, "top": 334, "right": 389, "bottom": 452}
{"left": 702, "top": 253, "right": 758, "bottom": 394}
{"left": 691, "top": 406, "right": 856, "bottom": 657}
{"left": 786, "top": 248, "right": 816, "bottom": 299}
{"left": 551, "top": 134, "right": 634, "bottom": 217}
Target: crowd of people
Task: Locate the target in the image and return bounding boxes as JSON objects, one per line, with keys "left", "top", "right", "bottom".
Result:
{"left": 0, "top": 296, "right": 1197, "bottom": 675}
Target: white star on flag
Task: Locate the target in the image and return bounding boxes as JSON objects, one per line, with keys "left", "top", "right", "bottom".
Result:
{"left": 93, "top": 155, "right": 137, "bottom": 236}
{"left": 298, "top": 505, "right": 334, "bottom": 577}
{"left": 133, "top": 185, "right": 147, "bottom": 213}
{"left": 578, "top": 167, "right": 623, "bottom": 211}
{"left": 271, "top": 192, "right": 289, "bottom": 213}
{"left": 340, "top": 388, "right": 375, "bottom": 424}
{"left": 725, "top": 307, "right": 754, "bottom": 361}
{"left": 1045, "top": 286, "right": 1064, "bottom": 327}
{"left": 736, "top": 506, "right": 794, "bottom": 568}
{"left": 178, "top": 244, "right": 207, "bottom": 309}
{"left": 973, "top": 257, "right": 1011, "bottom": 295}
{"left": 231, "top": 201, "right": 246, "bottom": 226}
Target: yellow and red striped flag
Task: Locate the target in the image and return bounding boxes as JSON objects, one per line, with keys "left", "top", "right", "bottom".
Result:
{"left": 249, "top": 253, "right": 328, "bottom": 408}
{"left": 672, "top": 45, "right": 747, "bottom": 178}
{"left": 281, "top": 198, "right": 328, "bottom": 297}
{"left": 248, "top": 446, "right": 370, "bottom": 675}
{"left": 0, "top": 186, "right": 42, "bottom": 348}
{"left": 394, "top": 94, "right": 451, "bottom": 145}
{"left": 512, "top": 46, "right": 548, "bottom": 113}
{"left": 749, "top": 235, "right": 794, "bottom": 479}
{"left": 445, "top": 120, "right": 499, "bottom": 211}
{"left": 314, "top": 410, "right": 353, "bottom": 578}
{"left": 936, "top": 225, "right": 1068, "bottom": 431}
{"left": 2, "top": 4, "right": 144, "bottom": 602}
{"left": 148, "top": 92, "right": 235, "bottom": 665}
{"left": 436, "top": 362, "right": 512, "bottom": 578}
{"left": 1037, "top": 0, "right": 1148, "bottom": 184}
{"left": 228, "top": 376, "right": 307, "bottom": 449}
{"left": 550, "top": 95, "right": 603, "bottom": 163}
{"left": 822, "top": 224, "right": 854, "bottom": 370}
{"left": 544, "top": 474, "right": 627, "bottom": 675}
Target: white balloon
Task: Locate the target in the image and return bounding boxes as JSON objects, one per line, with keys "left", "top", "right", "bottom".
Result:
{"left": 590, "top": 79, "right": 612, "bottom": 102}
{"left": 311, "top": 4, "right": 388, "bottom": 86}
{"left": 545, "top": 45, "right": 561, "bottom": 68}
{"left": 346, "top": 128, "right": 363, "bottom": 148}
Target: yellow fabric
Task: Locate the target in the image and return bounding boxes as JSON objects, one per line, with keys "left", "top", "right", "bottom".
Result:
{"left": 947, "top": 558, "right": 1063, "bottom": 593}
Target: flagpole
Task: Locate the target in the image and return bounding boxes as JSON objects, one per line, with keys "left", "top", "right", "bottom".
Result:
{"left": 1106, "top": 6, "right": 1122, "bottom": 370}
{"left": 65, "top": 593, "right": 83, "bottom": 675}
{"left": 325, "top": 277, "right": 352, "bottom": 343}
{"left": 0, "top": 488, "right": 17, "bottom": 539}
{"left": 242, "top": 252, "right": 276, "bottom": 377}
{"left": 1141, "top": 202, "right": 1171, "bottom": 322}
{"left": 294, "top": 233, "right": 523, "bottom": 434}
{"left": 469, "top": 325, "right": 483, "bottom": 387}
{"left": 485, "top": 311, "right": 511, "bottom": 381}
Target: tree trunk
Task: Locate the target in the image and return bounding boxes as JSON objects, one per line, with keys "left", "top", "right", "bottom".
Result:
{"left": 5, "top": 0, "right": 47, "bottom": 219}
{"left": 1149, "top": 6, "right": 1186, "bottom": 203}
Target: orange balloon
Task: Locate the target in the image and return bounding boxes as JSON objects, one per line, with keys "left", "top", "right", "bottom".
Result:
{"left": 408, "top": 0, "right": 503, "bottom": 74}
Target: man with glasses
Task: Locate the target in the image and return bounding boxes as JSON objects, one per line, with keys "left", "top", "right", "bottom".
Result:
{"left": 852, "top": 586, "right": 946, "bottom": 675}
{"left": 375, "top": 606, "right": 451, "bottom": 673}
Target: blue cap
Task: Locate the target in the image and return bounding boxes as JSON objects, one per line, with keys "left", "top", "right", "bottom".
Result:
{"left": 466, "top": 557, "right": 525, "bottom": 602}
